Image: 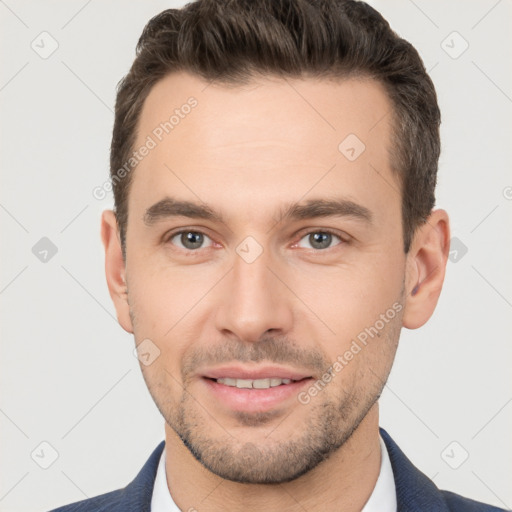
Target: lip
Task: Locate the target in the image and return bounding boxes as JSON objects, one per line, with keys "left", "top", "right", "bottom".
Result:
{"left": 200, "top": 364, "right": 313, "bottom": 381}
{"left": 202, "top": 378, "right": 313, "bottom": 413}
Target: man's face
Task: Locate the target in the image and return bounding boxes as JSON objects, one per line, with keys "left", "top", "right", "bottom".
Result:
{"left": 122, "top": 72, "right": 407, "bottom": 483}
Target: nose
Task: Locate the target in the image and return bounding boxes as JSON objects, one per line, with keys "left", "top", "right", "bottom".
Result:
{"left": 214, "top": 246, "right": 294, "bottom": 343}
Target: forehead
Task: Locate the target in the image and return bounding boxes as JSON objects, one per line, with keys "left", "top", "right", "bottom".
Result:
{"left": 129, "top": 71, "right": 398, "bottom": 228}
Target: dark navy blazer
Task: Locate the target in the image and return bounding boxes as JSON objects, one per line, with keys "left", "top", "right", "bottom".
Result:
{"left": 49, "top": 427, "right": 507, "bottom": 511}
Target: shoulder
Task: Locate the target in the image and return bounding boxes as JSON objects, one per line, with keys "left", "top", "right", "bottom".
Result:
{"left": 441, "top": 490, "right": 508, "bottom": 512}
{"left": 48, "top": 441, "right": 165, "bottom": 512}
{"left": 48, "top": 488, "right": 127, "bottom": 512}
{"left": 379, "top": 427, "right": 507, "bottom": 512}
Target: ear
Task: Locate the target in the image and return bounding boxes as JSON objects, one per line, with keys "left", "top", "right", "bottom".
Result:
{"left": 101, "top": 210, "right": 133, "bottom": 333}
{"left": 402, "top": 209, "right": 450, "bottom": 329}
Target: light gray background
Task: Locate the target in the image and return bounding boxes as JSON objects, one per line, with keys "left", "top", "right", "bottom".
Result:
{"left": 1, "top": 1, "right": 511, "bottom": 511}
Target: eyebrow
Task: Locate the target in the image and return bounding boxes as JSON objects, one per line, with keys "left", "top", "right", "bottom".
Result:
{"left": 143, "top": 196, "right": 373, "bottom": 226}
{"left": 280, "top": 198, "right": 372, "bottom": 223}
{"left": 143, "top": 198, "right": 223, "bottom": 225}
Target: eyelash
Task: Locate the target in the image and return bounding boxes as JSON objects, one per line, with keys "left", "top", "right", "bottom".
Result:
{"left": 164, "top": 228, "right": 348, "bottom": 253}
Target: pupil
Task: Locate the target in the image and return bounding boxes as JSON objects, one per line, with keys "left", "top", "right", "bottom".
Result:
{"left": 183, "top": 232, "right": 203, "bottom": 249}
{"left": 311, "top": 232, "right": 331, "bottom": 249}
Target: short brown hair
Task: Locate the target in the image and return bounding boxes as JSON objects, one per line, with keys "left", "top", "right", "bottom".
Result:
{"left": 111, "top": 0, "right": 440, "bottom": 256}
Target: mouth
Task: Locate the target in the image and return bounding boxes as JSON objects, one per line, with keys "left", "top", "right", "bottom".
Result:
{"left": 201, "top": 364, "right": 313, "bottom": 382}
{"left": 205, "top": 376, "right": 309, "bottom": 389}
{"left": 199, "top": 365, "right": 314, "bottom": 413}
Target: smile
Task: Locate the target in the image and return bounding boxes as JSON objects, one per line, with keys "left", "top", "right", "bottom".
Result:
{"left": 215, "top": 377, "right": 298, "bottom": 389}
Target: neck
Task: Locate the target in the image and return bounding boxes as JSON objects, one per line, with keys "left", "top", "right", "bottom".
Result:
{"left": 164, "top": 403, "right": 381, "bottom": 512}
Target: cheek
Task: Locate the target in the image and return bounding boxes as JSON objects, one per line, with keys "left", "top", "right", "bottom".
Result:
{"left": 128, "top": 254, "right": 211, "bottom": 328}
{"left": 292, "top": 250, "right": 404, "bottom": 366}
{"left": 308, "top": 261, "right": 403, "bottom": 334}
{"left": 127, "top": 260, "right": 219, "bottom": 374}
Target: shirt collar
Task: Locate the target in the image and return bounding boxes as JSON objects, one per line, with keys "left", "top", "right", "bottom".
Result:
{"left": 361, "top": 434, "right": 397, "bottom": 512}
{"left": 151, "top": 434, "right": 396, "bottom": 511}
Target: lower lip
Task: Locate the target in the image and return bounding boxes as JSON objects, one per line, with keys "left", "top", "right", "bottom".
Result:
{"left": 202, "top": 377, "right": 313, "bottom": 413}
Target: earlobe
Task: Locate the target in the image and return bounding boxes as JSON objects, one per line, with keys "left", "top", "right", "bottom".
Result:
{"left": 402, "top": 209, "right": 450, "bottom": 329}
{"left": 101, "top": 210, "right": 134, "bottom": 333}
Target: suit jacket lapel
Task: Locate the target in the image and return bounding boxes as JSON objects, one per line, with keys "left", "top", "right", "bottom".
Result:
{"left": 119, "top": 440, "right": 165, "bottom": 511}
{"left": 126, "top": 431, "right": 451, "bottom": 512}
{"left": 380, "top": 427, "right": 449, "bottom": 512}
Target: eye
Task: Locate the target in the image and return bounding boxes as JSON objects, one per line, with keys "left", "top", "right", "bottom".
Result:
{"left": 167, "top": 230, "right": 214, "bottom": 251}
{"left": 295, "top": 230, "right": 345, "bottom": 250}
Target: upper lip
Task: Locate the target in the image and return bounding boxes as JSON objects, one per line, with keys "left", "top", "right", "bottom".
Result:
{"left": 200, "top": 365, "right": 313, "bottom": 381}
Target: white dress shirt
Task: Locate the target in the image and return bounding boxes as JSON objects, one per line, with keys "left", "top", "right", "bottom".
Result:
{"left": 151, "top": 434, "right": 397, "bottom": 511}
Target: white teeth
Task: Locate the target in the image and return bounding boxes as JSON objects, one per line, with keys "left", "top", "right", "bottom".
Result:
{"left": 253, "top": 378, "right": 271, "bottom": 389}
{"left": 216, "top": 377, "right": 294, "bottom": 389}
